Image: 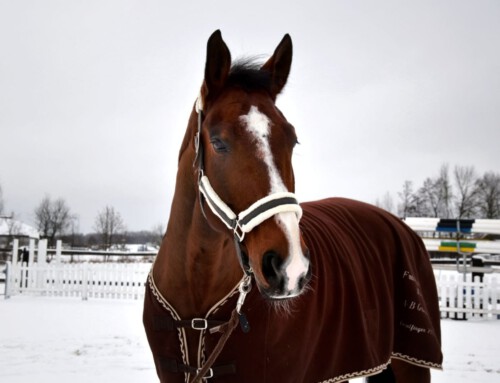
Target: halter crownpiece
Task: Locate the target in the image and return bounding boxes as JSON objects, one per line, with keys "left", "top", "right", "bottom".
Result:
{"left": 195, "top": 95, "right": 204, "bottom": 114}
{"left": 193, "top": 96, "right": 204, "bottom": 167}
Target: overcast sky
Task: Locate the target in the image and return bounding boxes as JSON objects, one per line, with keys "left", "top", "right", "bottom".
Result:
{"left": 1, "top": 0, "right": 499, "bottom": 233}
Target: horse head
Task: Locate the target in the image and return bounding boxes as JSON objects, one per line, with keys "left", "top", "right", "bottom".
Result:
{"left": 194, "top": 30, "right": 311, "bottom": 300}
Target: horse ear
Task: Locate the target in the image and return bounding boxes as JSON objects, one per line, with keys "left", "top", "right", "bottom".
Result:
{"left": 261, "top": 34, "right": 293, "bottom": 99}
{"left": 202, "top": 30, "right": 231, "bottom": 108}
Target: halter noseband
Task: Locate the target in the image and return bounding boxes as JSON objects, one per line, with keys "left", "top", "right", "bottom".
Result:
{"left": 199, "top": 175, "right": 302, "bottom": 242}
{"left": 194, "top": 97, "right": 302, "bottom": 246}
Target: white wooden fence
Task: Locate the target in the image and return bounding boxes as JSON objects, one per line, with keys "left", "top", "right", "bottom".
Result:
{"left": 3, "top": 240, "right": 500, "bottom": 320}
{"left": 5, "top": 262, "right": 150, "bottom": 300}
{"left": 434, "top": 272, "right": 500, "bottom": 320}
{"left": 4, "top": 239, "right": 150, "bottom": 300}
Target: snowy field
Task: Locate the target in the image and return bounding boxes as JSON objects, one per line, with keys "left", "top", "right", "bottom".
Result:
{"left": 1, "top": 295, "right": 500, "bottom": 382}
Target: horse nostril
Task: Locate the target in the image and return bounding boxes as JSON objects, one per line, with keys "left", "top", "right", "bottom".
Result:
{"left": 262, "top": 250, "right": 284, "bottom": 284}
{"left": 298, "top": 276, "right": 306, "bottom": 290}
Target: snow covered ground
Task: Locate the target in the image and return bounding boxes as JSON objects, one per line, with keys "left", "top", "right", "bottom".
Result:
{"left": 1, "top": 295, "right": 499, "bottom": 382}
{"left": 0, "top": 296, "right": 156, "bottom": 383}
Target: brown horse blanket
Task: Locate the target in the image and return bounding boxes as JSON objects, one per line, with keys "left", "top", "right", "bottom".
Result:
{"left": 144, "top": 198, "right": 443, "bottom": 382}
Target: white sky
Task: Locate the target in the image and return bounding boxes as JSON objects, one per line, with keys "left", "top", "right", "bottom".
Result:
{"left": 1, "top": 0, "right": 499, "bottom": 233}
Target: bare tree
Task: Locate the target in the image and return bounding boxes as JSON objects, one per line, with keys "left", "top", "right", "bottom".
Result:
{"left": 94, "top": 206, "right": 126, "bottom": 250}
{"left": 34, "top": 196, "right": 73, "bottom": 246}
{"left": 418, "top": 164, "right": 454, "bottom": 218}
{"left": 453, "top": 165, "right": 479, "bottom": 218}
{"left": 476, "top": 172, "right": 500, "bottom": 219}
{"left": 418, "top": 178, "right": 439, "bottom": 217}
{"left": 437, "top": 164, "right": 453, "bottom": 218}
{"left": 398, "top": 180, "right": 416, "bottom": 218}
{"left": 152, "top": 223, "right": 165, "bottom": 247}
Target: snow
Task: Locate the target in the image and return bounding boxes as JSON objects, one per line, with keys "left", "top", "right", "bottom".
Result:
{"left": 0, "top": 218, "right": 39, "bottom": 239}
{"left": 434, "top": 320, "right": 500, "bottom": 382}
{"left": 0, "top": 296, "right": 156, "bottom": 383}
{"left": 1, "top": 296, "right": 499, "bottom": 382}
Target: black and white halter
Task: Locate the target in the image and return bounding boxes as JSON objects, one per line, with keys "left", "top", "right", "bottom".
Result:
{"left": 193, "top": 97, "right": 303, "bottom": 274}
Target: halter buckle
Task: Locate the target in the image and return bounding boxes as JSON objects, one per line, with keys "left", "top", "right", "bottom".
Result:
{"left": 191, "top": 318, "right": 208, "bottom": 330}
{"left": 236, "top": 276, "right": 252, "bottom": 313}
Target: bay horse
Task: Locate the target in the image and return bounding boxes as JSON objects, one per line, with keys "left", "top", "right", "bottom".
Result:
{"left": 143, "top": 30, "right": 442, "bottom": 383}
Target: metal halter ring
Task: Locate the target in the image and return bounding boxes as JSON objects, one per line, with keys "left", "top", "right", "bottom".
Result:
{"left": 233, "top": 222, "right": 245, "bottom": 242}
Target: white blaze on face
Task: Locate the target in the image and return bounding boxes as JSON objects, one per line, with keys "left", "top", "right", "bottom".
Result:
{"left": 239, "top": 106, "right": 284, "bottom": 192}
{"left": 239, "top": 106, "right": 309, "bottom": 295}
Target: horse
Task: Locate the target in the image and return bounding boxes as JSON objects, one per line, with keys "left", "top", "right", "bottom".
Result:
{"left": 143, "top": 30, "right": 443, "bottom": 383}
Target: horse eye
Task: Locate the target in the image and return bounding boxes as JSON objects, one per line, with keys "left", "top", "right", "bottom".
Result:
{"left": 210, "top": 138, "right": 228, "bottom": 153}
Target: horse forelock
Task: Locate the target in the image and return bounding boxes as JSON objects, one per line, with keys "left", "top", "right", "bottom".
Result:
{"left": 226, "top": 58, "right": 272, "bottom": 94}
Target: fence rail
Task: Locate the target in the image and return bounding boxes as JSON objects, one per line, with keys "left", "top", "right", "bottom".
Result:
{"left": 403, "top": 217, "right": 500, "bottom": 235}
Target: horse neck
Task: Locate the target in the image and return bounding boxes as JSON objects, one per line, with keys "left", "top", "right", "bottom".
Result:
{"left": 153, "top": 113, "right": 243, "bottom": 318}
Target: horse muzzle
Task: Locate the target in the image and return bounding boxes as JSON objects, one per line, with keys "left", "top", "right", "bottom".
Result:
{"left": 260, "top": 248, "right": 312, "bottom": 300}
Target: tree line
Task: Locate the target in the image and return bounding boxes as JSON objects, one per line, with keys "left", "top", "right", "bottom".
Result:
{"left": 375, "top": 164, "right": 500, "bottom": 219}
{"left": 0, "top": 188, "right": 164, "bottom": 249}
{"left": 2, "top": 163, "right": 498, "bottom": 249}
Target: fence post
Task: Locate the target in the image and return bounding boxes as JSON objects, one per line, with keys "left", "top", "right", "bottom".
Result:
{"left": 28, "top": 239, "right": 35, "bottom": 266}
{"left": 82, "top": 262, "right": 88, "bottom": 300}
{"left": 492, "top": 277, "right": 499, "bottom": 319}
{"left": 38, "top": 239, "right": 47, "bottom": 264}
{"left": 12, "top": 239, "right": 19, "bottom": 267}
{"left": 10, "top": 239, "right": 19, "bottom": 296}
{"left": 4, "top": 262, "right": 10, "bottom": 299}
{"left": 438, "top": 274, "right": 449, "bottom": 319}
{"left": 37, "top": 239, "right": 47, "bottom": 292}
